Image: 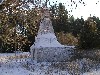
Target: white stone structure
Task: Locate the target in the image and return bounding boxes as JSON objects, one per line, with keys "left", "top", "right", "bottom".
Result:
{"left": 31, "top": 7, "right": 63, "bottom": 48}
{"left": 30, "top": 7, "right": 74, "bottom": 62}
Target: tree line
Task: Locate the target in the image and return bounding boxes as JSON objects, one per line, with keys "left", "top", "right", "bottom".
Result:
{"left": 50, "top": 3, "right": 100, "bottom": 49}
{"left": 0, "top": 1, "right": 100, "bottom": 52}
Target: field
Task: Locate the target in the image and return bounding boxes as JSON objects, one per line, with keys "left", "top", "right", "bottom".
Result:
{"left": 0, "top": 52, "right": 100, "bottom": 75}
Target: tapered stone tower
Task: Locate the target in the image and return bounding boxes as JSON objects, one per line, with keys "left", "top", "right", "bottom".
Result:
{"left": 31, "top": 7, "right": 63, "bottom": 48}
{"left": 30, "top": 7, "right": 74, "bottom": 62}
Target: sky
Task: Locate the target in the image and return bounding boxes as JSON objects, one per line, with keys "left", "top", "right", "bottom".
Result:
{"left": 1, "top": 0, "right": 100, "bottom": 20}
{"left": 49, "top": 0, "right": 100, "bottom": 20}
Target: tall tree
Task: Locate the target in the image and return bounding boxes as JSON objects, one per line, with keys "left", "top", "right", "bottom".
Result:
{"left": 79, "top": 17, "right": 98, "bottom": 49}
{"left": 50, "top": 3, "right": 68, "bottom": 32}
{"left": 0, "top": 0, "right": 40, "bottom": 52}
{"left": 73, "top": 17, "right": 84, "bottom": 37}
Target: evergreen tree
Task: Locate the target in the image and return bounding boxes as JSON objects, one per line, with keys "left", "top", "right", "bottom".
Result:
{"left": 79, "top": 17, "right": 98, "bottom": 49}
{"left": 50, "top": 3, "right": 68, "bottom": 33}
{"left": 68, "top": 15, "right": 75, "bottom": 33}
{"left": 73, "top": 17, "right": 84, "bottom": 37}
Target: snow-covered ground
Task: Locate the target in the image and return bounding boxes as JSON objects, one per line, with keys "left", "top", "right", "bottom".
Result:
{"left": 0, "top": 52, "right": 100, "bottom": 75}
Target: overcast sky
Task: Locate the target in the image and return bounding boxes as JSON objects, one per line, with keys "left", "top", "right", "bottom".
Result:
{"left": 49, "top": 0, "right": 100, "bottom": 20}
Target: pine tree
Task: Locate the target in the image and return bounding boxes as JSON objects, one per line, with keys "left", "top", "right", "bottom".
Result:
{"left": 79, "top": 17, "right": 98, "bottom": 49}
{"left": 50, "top": 3, "right": 68, "bottom": 32}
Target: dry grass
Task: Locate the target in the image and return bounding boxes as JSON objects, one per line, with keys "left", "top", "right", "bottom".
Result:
{"left": 55, "top": 32, "right": 78, "bottom": 46}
